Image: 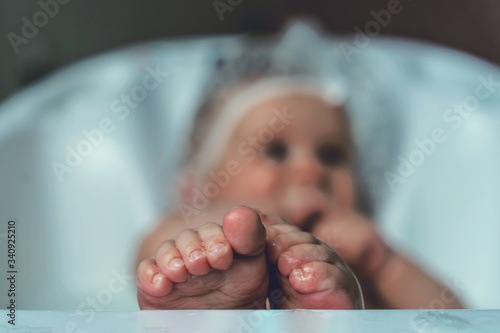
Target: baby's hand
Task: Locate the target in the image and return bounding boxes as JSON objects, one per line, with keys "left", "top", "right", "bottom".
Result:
{"left": 263, "top": 214, "right": 363, "bottom": 309}
{"left": 311, "top": 207, "right": 465, "bottom": 309}
{"left": 311, "top": 207, "right": 392, "bottom": 278}
{"left": 310, "top": 206, "right": 393, "bottom": 308}
{"left": 136, "top": 206, "right": 269, "bottom": 309}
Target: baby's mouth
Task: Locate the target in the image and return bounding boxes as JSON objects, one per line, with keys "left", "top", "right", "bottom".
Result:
{"left": 281, "top": 189, "right": 330, "bottom": 231}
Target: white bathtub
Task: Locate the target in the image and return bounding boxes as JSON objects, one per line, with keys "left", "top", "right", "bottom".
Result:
{"left": 1, "top": 24, "right": 499, "bottom": 310}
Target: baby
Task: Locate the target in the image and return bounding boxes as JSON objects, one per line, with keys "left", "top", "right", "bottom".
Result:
{"left": 135, "top": 52, "right": 464, "bottom": 310}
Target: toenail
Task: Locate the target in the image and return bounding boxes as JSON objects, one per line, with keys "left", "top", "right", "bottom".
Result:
{"left": 152, "top": 273, "right": 164, "bottom": 285}
{"left": 168, "top": 258, "right": 184, "bottom": 269}
{"left": 283, "top": 251, "right": 300, "bottom": 265}
{"left": 209, "top": 243, "right": 228, "bottom": 257}
{"left": 188, "top": 250, "right": 205, "bottom": 262}
{"left": 292, "top": 267, "right": 311, "bottom": 281}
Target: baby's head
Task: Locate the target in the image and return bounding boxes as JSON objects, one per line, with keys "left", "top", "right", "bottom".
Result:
{"left": 178, "top": 54, "right": 366, "bottom": 229}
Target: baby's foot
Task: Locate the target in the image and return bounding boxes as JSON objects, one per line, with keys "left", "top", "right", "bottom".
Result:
{"left": 264, "top": 215, "right": 363, "bottom": 309}
{"left": 137, "top": 206, "right": 268, "bottom": 309}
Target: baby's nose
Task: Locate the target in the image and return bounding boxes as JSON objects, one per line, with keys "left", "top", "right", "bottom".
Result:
{"left": 291, "top": 152, "right": 330, "bottom": 190}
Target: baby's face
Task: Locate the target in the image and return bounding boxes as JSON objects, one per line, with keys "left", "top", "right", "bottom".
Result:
{"left": 204, "top": 93, "right": 357, "bottom": 230}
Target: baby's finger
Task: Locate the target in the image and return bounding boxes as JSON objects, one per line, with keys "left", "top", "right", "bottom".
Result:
{"left": 175, "top": 229, "right": 210, "bottom": 276}
{"left": 154, "top": 240, "right": 189, "bottom": 283}
{"left": 137, "top": 258, "right": 174, "bottom": 298}
{"left": 197, "top": 222, "right": 233, "bottom": 270}
{"left": 312, "top": 213, "right": 391, "bottom": 276}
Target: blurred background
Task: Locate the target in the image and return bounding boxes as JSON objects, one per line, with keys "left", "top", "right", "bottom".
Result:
{"left": 2, "top": 0, "right": 500, "bottom": 102}
{"left": 1, "top": 0, "right": 500, "bottom": 314}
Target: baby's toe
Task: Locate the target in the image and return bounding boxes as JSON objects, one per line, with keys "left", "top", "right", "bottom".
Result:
{"left": 154, "top": 240, "right": 189, "bottom": 283}
{"left": 137, "top": 258, "right": 173, "bottom": 299}
{"left": 197, "top": 222, "right": 233, "bottom": 270}
{"left": 222, "top": 206, "right": 266, "bottom": 257}
{"left": 289, "top": 261, "right": 343, "bottom": 294}
{"left": 277, "top": 243, "right": 333, "bottom": 276}
{"left": 275, "top": 244, "right": 362, "bottom": 309}
{"left": 289, "top": 262, "right": 356, "bottom": 309}
{"left": 176, "top": 229, "right": 210, "bottom": 276}
{"left": 268, "top": 231, "right": 318, "bottom": 264}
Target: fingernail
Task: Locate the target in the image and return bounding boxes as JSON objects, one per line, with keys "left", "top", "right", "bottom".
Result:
{"left": 168, "top": 258, "right": 184, "bottom": 269}
{"left": 209, "top": 243, "right": 228, "bottom": 257}
{"left": 152, "top": 273, "right": 164, "bottom": 285}
{"left": 188, "top": 250, "right": 205, "bottom": 262}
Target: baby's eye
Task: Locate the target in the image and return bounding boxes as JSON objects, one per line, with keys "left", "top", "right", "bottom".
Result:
{"left": 264, "top": 140, "right": 288, "bottom": 162}
{"left": 316, "top": 144, "right": 345, "bottom": 167}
